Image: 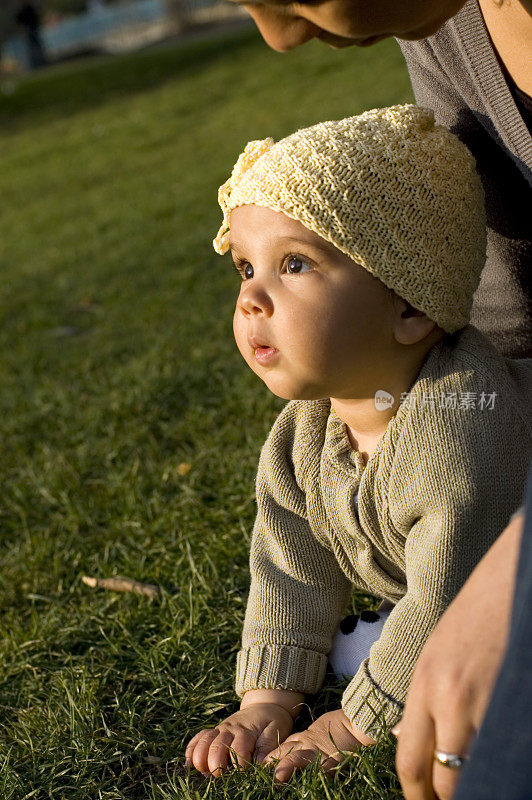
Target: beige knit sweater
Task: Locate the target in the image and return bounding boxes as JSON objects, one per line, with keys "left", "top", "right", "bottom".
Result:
{"left": 235, "top": 325, "right": 532, "bottom": 737}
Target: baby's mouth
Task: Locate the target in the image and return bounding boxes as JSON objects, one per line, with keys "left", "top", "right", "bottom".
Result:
{"left": 248, "top": 335, "right": 275, "bottom": 351}
{"left": 253, "top": 345, "right": 279, "bottom": 365}
{"left": 248, "top": 335, "right": 279, "bottom": 363}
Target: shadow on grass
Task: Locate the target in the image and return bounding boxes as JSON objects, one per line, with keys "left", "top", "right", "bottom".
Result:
{"left": 0, "top": 22, "right": 257, "bottom": 132}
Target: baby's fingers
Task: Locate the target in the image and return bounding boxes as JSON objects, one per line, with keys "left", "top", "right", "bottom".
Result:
{"left": 255, "top": 720, "right": 290, "bottom": 764}
{"left": 226, "top": 729, "right": 255, "bottom": 769}
{"left": 274, "top": 747, "right": 319, "bottom": 783}
{"left": 206, "top": 729, "right": 238, "bottom": 775}
{"left": 185, "top": 729, "right": 210, "bottom": 760}
{"left": 186, "top": 728, "right": 220, "bottom": 775}
{"left": 207, "top": 728, "right": 258, "bottom": 775}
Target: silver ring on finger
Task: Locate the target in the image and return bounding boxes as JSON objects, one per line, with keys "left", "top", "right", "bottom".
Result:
{"left": 433, "top": 749, "right": 470, "bottom": 770}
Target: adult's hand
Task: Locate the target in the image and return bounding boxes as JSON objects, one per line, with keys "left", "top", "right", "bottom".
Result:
{"left": 395, "top": 509, "right": 524, "bottom": 800}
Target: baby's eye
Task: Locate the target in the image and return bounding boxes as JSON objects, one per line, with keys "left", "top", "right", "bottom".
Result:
{"left": 233, "top": 261, "right": 253, "bottom": 280}
{"left": 285, "top": 256, "right": 312, "bottom": 275}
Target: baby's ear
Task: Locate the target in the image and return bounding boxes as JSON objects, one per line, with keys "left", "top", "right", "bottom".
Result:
{"left": 394, "top": 307, "right": 441, "bottom": 346}
{"left": 387, "top": 288, "right": 445, "bottom": 346}
{"left": 401, "top": 300, "right": 424, "bottom": 319}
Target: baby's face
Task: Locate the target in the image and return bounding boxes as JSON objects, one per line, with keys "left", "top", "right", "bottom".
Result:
{"left": 231, "top": 205, "right": 399, "bottom": 401}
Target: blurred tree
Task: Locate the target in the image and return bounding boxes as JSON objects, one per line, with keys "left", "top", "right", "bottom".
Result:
{"left": 0, "top": 0, "right": 17, "bottom": 66}
{"left": 0, "top": 1, "right": 16, "bottom": 48}
{"left": 163, "top": 0, "right": 185, "bottom": 34}
{"left": 42, "top": 0, "right": 124, "bottom": 14}
{"left": 15, "top": 2, "right": 47, "bottom": 67}
{"left": 45, "top": 0, "right": 94, "bottom": 12}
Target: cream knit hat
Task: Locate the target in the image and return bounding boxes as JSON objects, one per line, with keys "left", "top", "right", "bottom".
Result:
{"left": 213, "top": 105, "right": 486, "bottom": 333}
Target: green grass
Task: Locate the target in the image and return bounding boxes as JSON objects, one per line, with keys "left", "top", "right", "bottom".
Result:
{"left": 0, "top": 24, "right": 413, "bottom": 799}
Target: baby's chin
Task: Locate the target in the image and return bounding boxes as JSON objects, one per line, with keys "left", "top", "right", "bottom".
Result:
{"left": 238, "top": 348, "right": 330, "bottom": 400}
{"left": 257, "top": 371, "right": 329, "bottom": 402}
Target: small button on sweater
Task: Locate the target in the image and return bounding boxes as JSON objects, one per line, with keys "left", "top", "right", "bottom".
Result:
{"left": 235, "top": 325, "right": 532, "bottom": 737}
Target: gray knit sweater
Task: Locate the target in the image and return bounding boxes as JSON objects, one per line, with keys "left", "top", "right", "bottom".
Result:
{"left": 235, "top": 325, "right": 532, "bottom": 736}
{"left": 398, "top": 0, "right": 532, "bottom": 360}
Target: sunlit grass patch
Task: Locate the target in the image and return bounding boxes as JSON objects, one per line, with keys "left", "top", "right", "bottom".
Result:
{"left": 0, "top": 24, "right": 411, "bottom": 798}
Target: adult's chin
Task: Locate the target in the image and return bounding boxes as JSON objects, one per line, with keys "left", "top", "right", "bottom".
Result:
{"left": 395, "top": 11, "right": 459, "bottom": 40}
{"left": 319, "top": 32, "right": 389, "bottom": 48}
{"left": 319, "top": 35, "right": 356, "bottom": 48}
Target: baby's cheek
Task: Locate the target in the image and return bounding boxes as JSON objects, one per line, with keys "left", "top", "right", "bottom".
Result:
{"left": 232, "top": 311, "right": 246, "bottom": 353}
{"left": 232, "top": 314, "right": 258, "bottom": 372}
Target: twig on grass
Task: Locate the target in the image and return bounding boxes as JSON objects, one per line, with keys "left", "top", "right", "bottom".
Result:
{"left": 81, "top": 575, "right": 160, "bottom": 598}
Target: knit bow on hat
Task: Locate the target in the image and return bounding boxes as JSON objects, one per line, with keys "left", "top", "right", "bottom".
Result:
{"left": 213, "top": 138, "right": 274, "bottom": 255}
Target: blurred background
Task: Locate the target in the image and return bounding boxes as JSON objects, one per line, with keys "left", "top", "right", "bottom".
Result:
{"left": 0, "top": 3, "right": 414, "bottom": 797}
{"left": 0, "top": 0, "right": 245, "bottom": 72}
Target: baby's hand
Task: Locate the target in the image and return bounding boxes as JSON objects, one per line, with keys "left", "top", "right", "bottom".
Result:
{"left": 262, "top": 709, "right": 376, "bottom": 783}
{"left": 185, "top": 702, "right": 294, "bottom": 776}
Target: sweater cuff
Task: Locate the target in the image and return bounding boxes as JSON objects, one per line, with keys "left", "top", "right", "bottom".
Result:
{"left": 235, "top": 645, "right": 328, "bottom": 698}
{"left": 342, "top": 659, "right": 403, "bottom": 739}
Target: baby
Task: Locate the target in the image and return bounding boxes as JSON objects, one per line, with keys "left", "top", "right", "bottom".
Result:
{"left": 185, "top": 105, "right": 532, "bottom": 782}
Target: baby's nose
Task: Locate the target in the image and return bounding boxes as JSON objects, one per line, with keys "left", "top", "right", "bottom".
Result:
{"left": 244, "top": 4, "right": 320, "bottom": 51}
{"left": 238, "top": 286, "right": 274, "bottom": 317}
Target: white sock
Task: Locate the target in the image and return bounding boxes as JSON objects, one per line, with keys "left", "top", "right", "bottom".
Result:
{"left": 328, "top": 609, "right": 391, "bottom": 679}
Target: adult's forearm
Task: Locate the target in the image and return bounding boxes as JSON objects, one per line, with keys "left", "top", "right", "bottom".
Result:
{"left": 395, "top": 509, "right": 525, "bottom": 800}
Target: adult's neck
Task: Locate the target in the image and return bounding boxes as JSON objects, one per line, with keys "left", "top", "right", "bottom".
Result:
{"left": 477, "top": 0, "right": 532, "bottom": 94}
